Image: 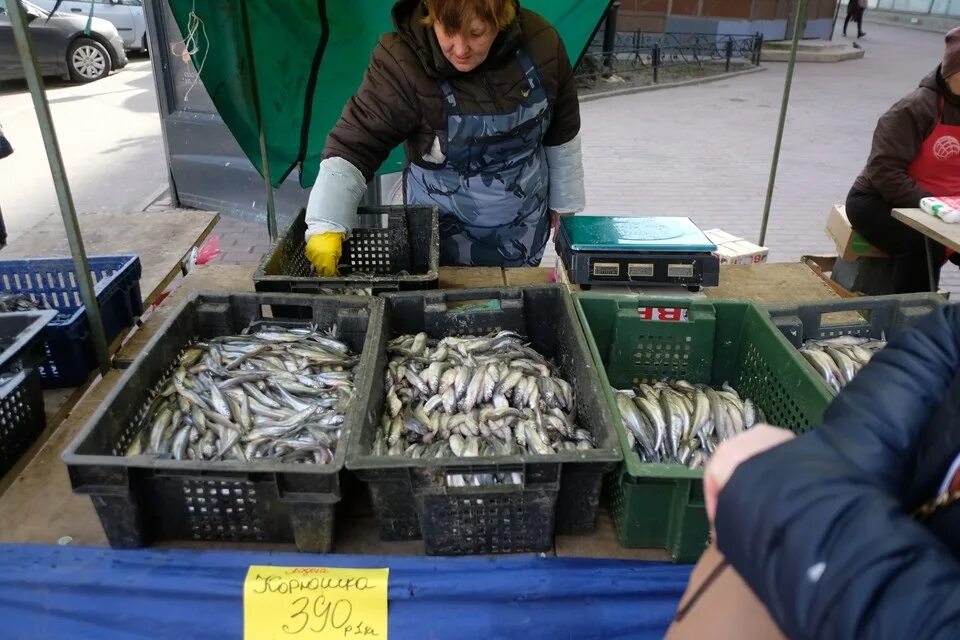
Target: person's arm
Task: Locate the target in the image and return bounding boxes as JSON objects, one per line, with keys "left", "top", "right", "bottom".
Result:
{"left": 715, "top": 304, "right": 960, "bottom": 640}
{"left": 306, "top": 41, "right": 420, "bottom": 238}
{"left": 543, "top": 34, "right": 584, "bottom": 216}
{"left": 863, "top": 99, "right": 935, "bottom": 208}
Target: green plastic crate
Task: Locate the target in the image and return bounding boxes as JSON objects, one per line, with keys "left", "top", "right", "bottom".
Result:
{"left": 574, "top": 294, "right": 833, "bottom": 562}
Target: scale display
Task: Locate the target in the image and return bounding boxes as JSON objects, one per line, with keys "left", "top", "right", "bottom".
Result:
{"left": 557, "top": 216, "right": 720, "bottom": 289}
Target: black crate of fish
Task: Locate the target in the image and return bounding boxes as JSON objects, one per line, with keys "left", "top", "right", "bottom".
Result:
{"left": 0, "top": 310, "right": 56, "bottom": 477}
{"left": 254, "top": 206, "right": 440, "bottom": 311}
{"left": 62, "top": 292, "right": 383, "bottom": 552}
{"left": 767, "top": 293, "right": 944, "bottom": 395}
{"left": 346, "top": 286, "right": 622, "bottom": 555}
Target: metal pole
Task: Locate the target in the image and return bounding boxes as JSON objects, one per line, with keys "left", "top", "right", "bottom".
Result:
{"left": 653, "top": 43, "right": 660, "bottom": 84}
{"left": 758, "top": 0, "right": 807, "bottom": 247}
{"left": 8, "top": 0, "right": 110, "bottom": 374}
{"left": 830, "top": 1, "right": 842, "bottom": 41}
{"left": 603, "top": 0, "right": 620, "bottom": 72}
{"left": 238, "top": 0, "right": 278, "bottom": 241}
{"left": 257, "top": 126, "right": 278, "bottom": 240}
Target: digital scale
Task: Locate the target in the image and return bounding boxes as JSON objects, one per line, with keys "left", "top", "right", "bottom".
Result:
{"left": 556, "top": 216, "right": 720, "bottom": 289}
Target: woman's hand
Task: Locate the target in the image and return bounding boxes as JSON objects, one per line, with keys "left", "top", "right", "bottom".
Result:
{"left": 704, "top": 424, "right": 796, "bottom": 536}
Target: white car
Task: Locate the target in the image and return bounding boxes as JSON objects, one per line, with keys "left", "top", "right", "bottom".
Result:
{"left": 31, "top": 0, "right": 146, "bottom": 52}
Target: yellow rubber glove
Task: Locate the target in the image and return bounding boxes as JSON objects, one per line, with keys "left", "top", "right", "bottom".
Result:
{"left": 305, "top": 233, "right": 344, "bottom": 276}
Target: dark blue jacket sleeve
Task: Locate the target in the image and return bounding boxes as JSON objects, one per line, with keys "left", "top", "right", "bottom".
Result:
{"left": 716, "top": 304, "right": 960, "bottom": 640}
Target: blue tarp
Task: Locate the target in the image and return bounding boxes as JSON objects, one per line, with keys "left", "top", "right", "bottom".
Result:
{"left": 0, "top": 544, "right": 691, "bottom": 639}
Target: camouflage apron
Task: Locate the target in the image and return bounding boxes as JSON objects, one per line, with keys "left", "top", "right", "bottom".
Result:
{"left": 406, "top": 48, "right": 552, "bottom": 267}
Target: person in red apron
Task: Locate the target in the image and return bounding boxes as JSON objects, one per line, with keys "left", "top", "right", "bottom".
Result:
{"left": 846, "top": 27, "right": 960, "bottom": 293}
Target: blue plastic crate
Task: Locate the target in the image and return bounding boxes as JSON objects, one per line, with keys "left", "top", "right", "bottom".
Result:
{"left": 0, "top": 256, "right": 143, "bottom": 388}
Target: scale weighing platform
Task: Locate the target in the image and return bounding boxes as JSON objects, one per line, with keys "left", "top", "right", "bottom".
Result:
{"left": 556, "top": 216, "right": 720, "bottom": 289}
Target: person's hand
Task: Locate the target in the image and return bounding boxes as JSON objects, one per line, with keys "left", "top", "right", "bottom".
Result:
{"left": 704, "top": 424, "right": 796, "bottom": 536}
{"left": 305, "top": 233, "right": 344, "bottom": 276}
{"left": 550, "top": 210, "right": 559, "bottom": 240}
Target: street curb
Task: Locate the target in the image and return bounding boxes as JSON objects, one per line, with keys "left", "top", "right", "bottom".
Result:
{"left": 863, "top": 15, "right": 959, "bottom": 34}
{"left": 134, "top": 184, "right": 170, "bottom": 213}
{"left": 579, "top": 65, "right": 768, "bottom": 103}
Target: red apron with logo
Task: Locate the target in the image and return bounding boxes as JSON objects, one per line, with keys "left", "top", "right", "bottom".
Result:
{"left": 907, "top": 97, "right": 960, "bottom": 260}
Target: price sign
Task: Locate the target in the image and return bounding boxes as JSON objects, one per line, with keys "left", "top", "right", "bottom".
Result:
{"left": 244, "top": 566, "right": 389, "bottom": 640}
{"left": 638, "top": 307, "right": 689, "bottom": 322}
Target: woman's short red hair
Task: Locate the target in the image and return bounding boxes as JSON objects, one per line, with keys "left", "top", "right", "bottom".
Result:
{"left": 422, "top": 0, "right": 517, "bottom": 34}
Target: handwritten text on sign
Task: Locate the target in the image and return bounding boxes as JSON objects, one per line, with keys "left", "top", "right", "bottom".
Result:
{"left": 638, "top": 307, "right": 689, "bottom": 322}
{"left": 244, "top": 566, "right": 389, "bottom": 640}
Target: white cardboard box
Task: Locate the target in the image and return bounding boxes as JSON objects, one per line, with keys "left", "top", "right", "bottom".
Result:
{"left": 703, "top": 229, "right": 769, "bottom": 265}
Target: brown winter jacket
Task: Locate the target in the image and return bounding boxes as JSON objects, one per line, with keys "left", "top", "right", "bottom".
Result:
{"left": 853, "top": 67, "right": 960, "bottom": 206}
{"left": 322, "top": 0, "right": 581, "bottom": 182}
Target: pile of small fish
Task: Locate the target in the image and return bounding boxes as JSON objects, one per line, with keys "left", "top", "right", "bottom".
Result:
{"left": 799, "top": 335, "right": 885, "bottom": 393}
{"left": 372, "top": 331, "right": 592, "bottom": 485}
{"left": 313, "top": 286, "right": 374, "bottom": 296}
{"left": 615, "top": 380, "right": 764, "bottom": 469}
{"left": 0, "top": 294, "right": 46, "bottom": 312}
{"left": 123, "top": 324, "right": 357, "bottom": 464}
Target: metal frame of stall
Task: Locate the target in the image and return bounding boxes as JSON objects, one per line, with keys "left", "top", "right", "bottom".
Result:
{"left": 7, "top": 0, "right": 110, "bottom": 376}
{"left": 5, "top": 0, "right": 808, "bottom": 373}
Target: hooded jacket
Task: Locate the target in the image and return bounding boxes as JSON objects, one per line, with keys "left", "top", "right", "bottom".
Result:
{"left": 853, "top": 67, "right": 960, "bottom": 206}
{"left": 322, "top": 0, "right": 581, "bottom": 183}
{"left": 717, "top": 303, "right": 960, "bottom": 639}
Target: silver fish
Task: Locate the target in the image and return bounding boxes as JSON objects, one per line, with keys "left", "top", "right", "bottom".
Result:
{"left": 121, "top": 325, "right": 354, "bottom": 464}
{"left": 617, "top": 379, "right": 763, "bottom": 468}
{"left": 377, "top": 331, "right": 591, "bottom": 482}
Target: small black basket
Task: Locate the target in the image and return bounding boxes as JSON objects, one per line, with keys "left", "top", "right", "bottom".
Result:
{"left": 61, "top": 292, "right": 384, "bottom": 552}
{"left": 254, "top": 206, "right": 440, "bottom": 310}
{"left": 0, "top": 309, "right": 55, "bottom": 477}
{"left": 346, "top": 286, "right": 622, "bottom": 555}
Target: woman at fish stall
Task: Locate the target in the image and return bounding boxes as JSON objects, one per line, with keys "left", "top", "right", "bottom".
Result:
{"left": 844, "top": 28, "right": 960, "bottom": 293}
{"left": 667, "top": 302, "right": 960, "bottom": 639}
{"left": 303, "top": 0, "right": 584, "bottom": 273}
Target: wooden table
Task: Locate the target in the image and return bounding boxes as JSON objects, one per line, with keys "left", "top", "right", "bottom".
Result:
{"left": 704, "top": 263, "right": 842, "bottom": 305}
{"left": 4, "top": 209, "right": 220, "bottom": 305}
{"left": 892, "top": 208, "right": 960, "bottom": 292}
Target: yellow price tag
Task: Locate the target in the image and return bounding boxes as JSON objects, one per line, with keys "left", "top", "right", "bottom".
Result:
{"left": 244, "top": 566, "right": 389, "bottom": 640}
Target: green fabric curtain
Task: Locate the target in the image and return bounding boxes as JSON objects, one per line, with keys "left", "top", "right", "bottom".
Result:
{"left": 165, "top": 0, "right": 610, "bottom": 188}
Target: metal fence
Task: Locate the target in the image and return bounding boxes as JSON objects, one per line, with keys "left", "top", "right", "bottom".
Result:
{"left": 575, "top": 31, "right": 764, "bottom": 88}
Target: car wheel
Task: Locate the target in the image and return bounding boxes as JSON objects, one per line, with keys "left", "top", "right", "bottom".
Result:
{"left": 67, "top": 38, "right": 111, "bottom": 83}
{"left": 142, "top": 33, "right": 149, "bottom": 54}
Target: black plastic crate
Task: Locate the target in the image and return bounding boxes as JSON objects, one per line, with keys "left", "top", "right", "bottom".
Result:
{"left": 346, "top": 286, "right": 622, "bottom": 555}
{"left": 254, "top": 206, "right": 440, "bottom": 312}
{"left": 61, "top": 292, "right": 384, "bottom": 552}
{"left": 0, "top": 256, "right": 143, "bottom": 388}
{"left": 767, "top": 293, "right": 944, "bottom": 395}
{"left": 0, "top": 310, "right": 55, "bottom": 477}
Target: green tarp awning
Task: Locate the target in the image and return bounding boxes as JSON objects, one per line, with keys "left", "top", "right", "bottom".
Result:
{"left": 166, "top": 0, "right": 610, "bottom": 188}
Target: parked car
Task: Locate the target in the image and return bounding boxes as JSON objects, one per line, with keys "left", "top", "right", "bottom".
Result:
{"left": 0, "top": 0, "right": 127, "bottom": 82}
{"left": 31, "top": 0, "right": 146, "bottom": 52}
